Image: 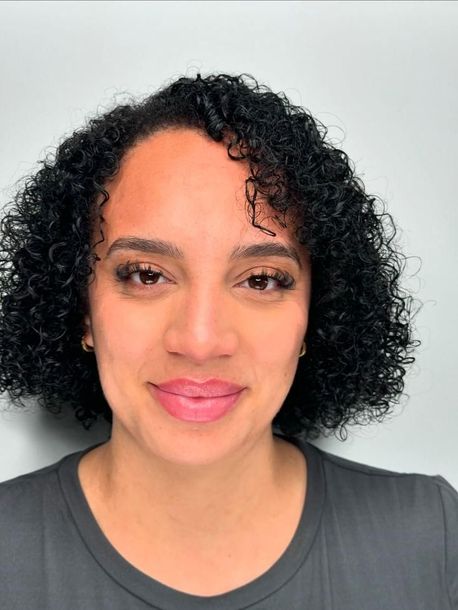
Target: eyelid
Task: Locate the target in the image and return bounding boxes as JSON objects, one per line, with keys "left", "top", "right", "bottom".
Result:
{"left": 115, "top": 262, "right": 295, "bottom": 291}
{"left": 115, "top": 261, "right": 169, "bottom": 282}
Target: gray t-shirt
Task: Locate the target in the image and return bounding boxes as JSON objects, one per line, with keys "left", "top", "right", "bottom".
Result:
{"left": 1, "top": 433, "right": 457, "bottom": 609}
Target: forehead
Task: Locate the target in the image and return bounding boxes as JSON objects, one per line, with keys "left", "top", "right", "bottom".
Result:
{"left": 100, "top": 128, "right": 301, "bottom": 255}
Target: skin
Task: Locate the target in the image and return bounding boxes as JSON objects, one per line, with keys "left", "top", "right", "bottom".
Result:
{"left": 79, "top": 128, "right": 312, "bottom": 594}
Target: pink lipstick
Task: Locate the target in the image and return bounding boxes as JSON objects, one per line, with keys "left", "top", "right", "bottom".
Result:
{"left": 148, "top": 378, "right": 245, "bottom": 423}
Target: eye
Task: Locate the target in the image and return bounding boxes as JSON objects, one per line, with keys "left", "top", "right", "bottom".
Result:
{"left": 241, "top": 270, "right": 295, "bottom": 292}
{"left": 115, "top": 263, "right": 295, "bottom": 293}
{"left": 115, "top": 262, "right": 168, "bottom": 286}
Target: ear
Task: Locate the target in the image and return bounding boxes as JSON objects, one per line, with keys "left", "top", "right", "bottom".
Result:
{"left": 83, "top": 313, "right": 94, "bottom": 349}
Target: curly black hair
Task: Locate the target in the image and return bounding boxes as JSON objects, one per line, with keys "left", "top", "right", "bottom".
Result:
{"left": 0, "top": 73, "right": 421, "bottom": 441}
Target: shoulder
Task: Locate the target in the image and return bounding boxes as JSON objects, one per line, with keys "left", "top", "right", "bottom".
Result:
{"left": 0, "top": 460, "right": 64, "bottom": 588}
{"left": 306, "top": 442, "right": 458, "bottom": 607}
{"left": 0, "top": 459, "right": 62, "bottom": 502}
{"left": 309, "top": 441, "right": 457, "bottom": 516}
{"left": 0, "top": 451, "right": 97, "bottom": 603}
{"left": 0, "top": 459, "right": 63, "bottom": 519}
{"left": 0, "top": 451, "right": 90, "bottom": 586}
{"left": 0, "top": 454, "right": 77, "bottom": 549}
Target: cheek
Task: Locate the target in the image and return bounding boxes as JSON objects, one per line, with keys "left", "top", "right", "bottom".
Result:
{"left": 248, "top": 302, "right": 307, "bottom": 358}
{"left": 90, "top": 305, "right": 158, "bottom": 413}
{"left": 89, "top": 291, "right": 160, "bottom": 373}
{"left": 246, "top": 302, "right": 307, "bottom": 396}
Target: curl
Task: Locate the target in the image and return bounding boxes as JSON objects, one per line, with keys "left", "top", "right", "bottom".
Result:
{"left": 0, "top": 73, "right": 422, "bottom": 440}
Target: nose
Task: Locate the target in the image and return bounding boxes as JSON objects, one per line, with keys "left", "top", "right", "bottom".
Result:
{"left": 163, "top": 282, "right": 238, "bottom": 363}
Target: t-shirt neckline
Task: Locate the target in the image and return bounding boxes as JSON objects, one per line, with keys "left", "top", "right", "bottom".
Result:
{"left": 58, "top": 433, "right": 325, "bottom": 610}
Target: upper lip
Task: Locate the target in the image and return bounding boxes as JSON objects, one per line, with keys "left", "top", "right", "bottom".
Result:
{"left": 152, "top": 378, "right": 245, "bottom": 398}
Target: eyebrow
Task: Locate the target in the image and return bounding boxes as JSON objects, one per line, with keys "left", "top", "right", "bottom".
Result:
{"left": 106, "top": 237, "right": 302, "bottom": 269}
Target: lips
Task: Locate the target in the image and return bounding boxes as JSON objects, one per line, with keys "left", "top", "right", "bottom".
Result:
{"left": 153, "top": 378, "right": 245, "bottom": 398}
{"left": 149, "top": 378, "right": 245, "bottom": 423}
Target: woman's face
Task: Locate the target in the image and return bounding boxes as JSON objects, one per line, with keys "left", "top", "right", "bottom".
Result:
{"left": 84, "top": 128, "right": 311, "bottom": 465}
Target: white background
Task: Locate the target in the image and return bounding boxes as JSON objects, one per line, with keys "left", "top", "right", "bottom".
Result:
{"left": 0, "top": 1, "right": 457, "bottom": 488}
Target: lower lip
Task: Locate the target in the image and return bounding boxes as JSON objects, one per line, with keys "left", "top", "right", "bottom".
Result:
{"left": 148, "top": 384, "right": 244, "bottom": 423}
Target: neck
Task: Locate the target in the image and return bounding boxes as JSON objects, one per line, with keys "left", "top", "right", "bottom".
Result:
{"left": 78, "top": 424, "right": 300, "bottom": 542}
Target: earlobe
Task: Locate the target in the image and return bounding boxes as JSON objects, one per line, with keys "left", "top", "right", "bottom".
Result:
{"left": 83, "top": 314, "right": 94, "bottom": 348}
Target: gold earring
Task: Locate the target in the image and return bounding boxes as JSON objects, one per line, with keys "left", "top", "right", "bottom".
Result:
{"left": 299, "top": 341, "right": 306, "bottom": 357}
{"left": 81, "top": 337, "right": 94, "bottom": 353}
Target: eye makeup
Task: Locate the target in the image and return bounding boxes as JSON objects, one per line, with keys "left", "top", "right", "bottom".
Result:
{"left": 114, "top": 262, "right": 296, "bottom": 293}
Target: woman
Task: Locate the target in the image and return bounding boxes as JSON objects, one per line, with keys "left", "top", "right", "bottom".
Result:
{"left": 0, "top": 73, "right": 456, "bottom": 609}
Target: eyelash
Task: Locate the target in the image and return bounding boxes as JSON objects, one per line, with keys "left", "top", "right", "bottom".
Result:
{"left": 115, "top": 262, "right": 295, "bottom": 293}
